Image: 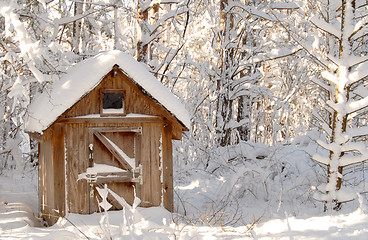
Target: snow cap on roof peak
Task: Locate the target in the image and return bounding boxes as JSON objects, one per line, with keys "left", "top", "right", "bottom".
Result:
{"left": 25, "top": 50, "right": 190, "bottom": 133}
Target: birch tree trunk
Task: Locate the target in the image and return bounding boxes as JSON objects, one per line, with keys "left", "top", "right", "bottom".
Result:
{"left": 72, "top": 0, "right": 84, "bottom": 54}
{"left": 137, "top": 0, "right": 149, "bottom": 63}
{"left": 236, "top": 0, "right": 250, "bottom": 142}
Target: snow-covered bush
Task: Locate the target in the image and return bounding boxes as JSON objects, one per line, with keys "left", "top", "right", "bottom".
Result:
{"left": 174, "top": 132, "right": 329, "bottom": 225}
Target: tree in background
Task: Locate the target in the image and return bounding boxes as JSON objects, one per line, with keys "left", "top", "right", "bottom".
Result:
{"left": 213, "top": 0, "right": 278, "bottom": 146}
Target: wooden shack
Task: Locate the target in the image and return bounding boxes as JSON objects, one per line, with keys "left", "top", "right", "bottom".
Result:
{"left": 25, "top": 51, "right": 190, "bottom": 226}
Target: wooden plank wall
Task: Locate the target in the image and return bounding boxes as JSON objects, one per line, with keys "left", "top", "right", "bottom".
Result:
{"left": 140, "top": 123, "right": 162, "bottom": 207}
{"left": 52, "top": 124, "right": 65, "bottom": 219}
{"left": 140, "top": 123, "right": 151, "bottom": 206}
{"left": 134, "top": 130, "right": 142, "bottom": 201}
{"left": 39, "top": 128, "right": 55, "bottom": 224}
{"left": 150, "top": 123, "right": 162, "bottom": 206}
{"left": 65, "top": 124, "right": 88, "bottom": 214}
{"left": 38, "top": 142, "right": 43, "bottom": 218}
{"left": 95, "top": 131, "right": 135, "bottom": 169}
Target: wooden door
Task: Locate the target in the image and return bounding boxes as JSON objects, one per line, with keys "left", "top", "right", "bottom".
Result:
{"left": 88, "top": 127, "right": 141, "bottom": 212}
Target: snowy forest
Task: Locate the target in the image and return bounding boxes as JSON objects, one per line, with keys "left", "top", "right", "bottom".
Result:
{"left": 1, "top": 0, "right": 368, "bottom": 239}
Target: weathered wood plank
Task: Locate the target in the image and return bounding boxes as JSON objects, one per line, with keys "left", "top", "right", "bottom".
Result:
{"left": 28, "top": 132, "right": 43, "bottom": 141}
{"left": 77, "top": 124, "right": 89, "bottom": 214}
{"left": 162, "top": 123, "right": 174, "bottom": 211}
{"left": 96, "top": 183, "right": 124, "bottom": 210}
{"left": 134, "top": 132, "right": 142, "bottom": 199}
{"left": 85, "top": 170, "right": 139, "bottom": 179}
{"left": 65, "top": 124, "right": 89, "bottom": 214}
{"left": 105, "top": 182, "right": 134, "bottom": 208}
{"left": 95, "top": 175, "right": 140, "bottom": 184}
{"left": 150, "top": 123, "right": 162, "bottom": 206}
{"left": 104, "top": 131, "right": 135, "bottom": 160}
{"left": 58, "top": 116, "right": 163, "bottom": 124}
{"left": 86, "top": 171, "right": 129, "bottom": 177}
{"left": 171, "top": 122, "right": 183, "bottom": 140}
{"left": 65, "top": 125, "right": 74, "bottom": 213}
{"left": 140, "top": 124, "right": 152, "bottom": 207}
{"left": 38, "top": 142, "right": 43, "bottom": 220}
{"left": 89, "top": 126, "right": 141, "bottom": 133}
{"left": 52, "top": 124, "right": 65, "bottom": 219}
{"left": 41, "top": 128, "right": 55, "bottom": 224}
{"left": 104, "top": 131, "right": 136, "bottom": 206}
{"left": 93, "top": 132, "right": 112, "bottom": 167}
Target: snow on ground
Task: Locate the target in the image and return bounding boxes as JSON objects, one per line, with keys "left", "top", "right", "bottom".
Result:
{"left": 0, "top": 170, "right": 41, "bottom": 238}
{"left": 1, "top": 142, "right": 368, "bottom": 239}
{"left": 173, "top": 168, "right": 368, "bottom": 240}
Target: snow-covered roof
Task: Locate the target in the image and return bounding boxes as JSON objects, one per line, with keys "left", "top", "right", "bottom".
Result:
{"left": 25, "top": 50, "right": 190, "bottom": 133}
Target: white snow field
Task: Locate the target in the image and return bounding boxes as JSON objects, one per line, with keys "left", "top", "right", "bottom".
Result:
{"left": 1, "top": 165, "right": 368, "bottom": 240}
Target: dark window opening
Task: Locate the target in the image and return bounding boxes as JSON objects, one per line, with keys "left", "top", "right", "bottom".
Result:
{"left": 103, "top": 92, "right": 124, "bottom": 110}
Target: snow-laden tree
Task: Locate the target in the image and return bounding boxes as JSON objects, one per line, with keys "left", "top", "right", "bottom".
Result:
{"left": 314, "top": 0, "right": 368, "bottom": 210}
{"left": 207, "top": 0, "right": 318, "bottom": 147}
{"left": 136, "top": 0, "right": 190, "bottom": 74}
{"left": 212, "top": 0, "right": 280, "bottom": 146}
{"left": 0, "top": 0, "right": 114, "bottom": 171}
{"left": 273, "top": 0, "right": 368, "bottom": 210}
{"left": 0, "top": 0, "right": 50, "bottom": 171}
{"left": 257, "top": 2, "right": 322, "bottom": 145}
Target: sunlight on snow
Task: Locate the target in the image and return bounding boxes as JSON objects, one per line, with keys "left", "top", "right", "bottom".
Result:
{"left": 255, "top": 209, "right": 368, "bottom": 239}
{"left": 177, "top": 180, "right": 200, "bottom": 190}
{"left": 61, "top": 80, "right": 71, "bottom": 89}
{"left": 0, "top": 217, "right": 29, "bottom": 224}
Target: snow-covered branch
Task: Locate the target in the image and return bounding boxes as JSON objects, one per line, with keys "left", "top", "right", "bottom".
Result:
{"left": 310, "top": 16, "right": 341, "bottom": 39}
{"left": 311, "top": 77, "right": 332, "bottom": 92}
{"left": 316, "top": 139, "right": 337, "bottom": 152}
{"left": 225, "top": 1, "right": 275, "bottom": 21}
{"left": 54, "top": 9, "right": 101, "bottom": 26}
{"left": 321, "top": 71, "right": 338, "bottom": 86}
{"left": 346, "top": 126, "right": 368, "bottom": 138}
{"left": 269, "top": 10, "right": 333, "bottom": 70}
{"left": 312, "top": 153, "right": 329, "bottom": 165}
{"left": 137, "top": 0, "right": 180, "bottom": 13}
{"left": 312, "top": 110, "right": 333, "bottom": 136}
{"left": 269, "top": 2, "right": 300, "bottom": 10}
{"left": 345, "top": 96, "right": 368, "bottom": 114}
{"left": 340, "top": 155, "right": 368, "bottom": 167}
{"left": 149, "top": 7, "right": 189, "bottom": 36}
{"left": 239, "top": 47, "right": 302, "bottom": 70}
{"left": 349, "top": 61, "right": 368, "bottom": 84}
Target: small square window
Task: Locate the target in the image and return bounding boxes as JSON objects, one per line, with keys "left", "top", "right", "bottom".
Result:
{"left": 101, "top": 90, "right": 125, "bottom": 116}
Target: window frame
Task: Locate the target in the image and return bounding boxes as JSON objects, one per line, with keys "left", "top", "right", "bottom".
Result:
{"left": 100, "top": 89, "right": 126, "bottom": 116}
